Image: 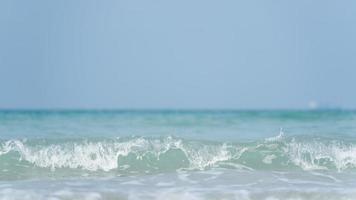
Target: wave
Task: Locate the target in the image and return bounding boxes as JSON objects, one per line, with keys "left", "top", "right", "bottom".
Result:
{"left": 1, "top": 134, "right": 356, "bottom": 177}
{"left": 0, "top": 137, "right": 239, "bottom": 173}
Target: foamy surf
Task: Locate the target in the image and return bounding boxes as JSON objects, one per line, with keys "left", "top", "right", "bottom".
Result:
{"left": 1, "top": 169, "right": 356, "bottom": 200}
{"left": 1, "top": 135, "right": 356, "bottom": 180}
{"left": 2, "top": 110, "right": 356, "bottom": 199}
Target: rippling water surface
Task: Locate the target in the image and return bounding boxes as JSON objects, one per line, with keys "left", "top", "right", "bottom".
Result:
{"left": 1, "top": 110, "right": 356, "bottom": 200}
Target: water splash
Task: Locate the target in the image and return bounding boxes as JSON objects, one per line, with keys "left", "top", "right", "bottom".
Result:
{"left": 2, "top": 134, "right": 356, "bottom": 178}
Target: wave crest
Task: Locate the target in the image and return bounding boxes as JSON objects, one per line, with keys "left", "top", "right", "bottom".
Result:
{"left": 1, "top": 135, "right": 356, "bottom": 175}
{"left": 0, "top": 137, "right": 244, "bottom": 172}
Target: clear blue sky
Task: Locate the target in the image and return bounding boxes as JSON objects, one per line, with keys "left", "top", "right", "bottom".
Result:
{"left": 1, "top": 0, "right": 356, "bottom": 109}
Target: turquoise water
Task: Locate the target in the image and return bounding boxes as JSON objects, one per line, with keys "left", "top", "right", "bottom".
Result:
{"left": 1, "top": 110, "right": 356, "bottom": 199}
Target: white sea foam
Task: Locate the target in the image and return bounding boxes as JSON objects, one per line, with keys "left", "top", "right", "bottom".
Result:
{"left": 2, "top": 182, "right": 356, "bottom": 200}
{"left": 262, "top": 154, "right": 277, "bottom": 164}
{"left": 265, "top": 128, "right": 285, "bottom": 142}
{"left": 0, "top": 137, "right": 244, "bottom": 172}
{"left": 285, "top": 139, "right": 356, "bottom": 171}
{"left": 2, "top": 135, "right": 356, "bottom": 173}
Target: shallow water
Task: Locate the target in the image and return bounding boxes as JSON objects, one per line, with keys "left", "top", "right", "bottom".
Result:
{"left": 1, "top": 110, "right": 356, "bottom": 200}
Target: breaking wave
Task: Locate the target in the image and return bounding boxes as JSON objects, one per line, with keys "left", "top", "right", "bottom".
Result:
{"left": 1, "top": 134, "right": 356, "bottom": 177}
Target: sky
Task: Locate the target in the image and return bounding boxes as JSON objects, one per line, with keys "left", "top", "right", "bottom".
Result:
{"left": 0, "top": 0, "right": 356, "bottom": 109}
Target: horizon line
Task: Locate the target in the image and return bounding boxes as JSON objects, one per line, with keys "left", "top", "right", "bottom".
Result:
{"left": 0, "top": 107, "right": 351, "bottom": 112}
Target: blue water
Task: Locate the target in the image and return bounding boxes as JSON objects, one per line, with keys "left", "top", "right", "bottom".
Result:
{"left": 1, "top": 110, "right": 356, "bottom": 199}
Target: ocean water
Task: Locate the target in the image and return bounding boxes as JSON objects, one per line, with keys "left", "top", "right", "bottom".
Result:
{"left": 1, "top": 110, "right": 356, "bottom": 200}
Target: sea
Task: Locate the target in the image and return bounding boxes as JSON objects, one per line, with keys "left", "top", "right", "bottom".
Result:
{"left": 1, "top": 110, "right": 356, "bottom": 200}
